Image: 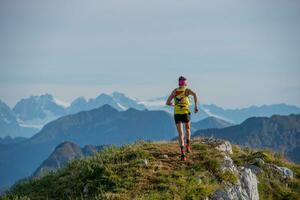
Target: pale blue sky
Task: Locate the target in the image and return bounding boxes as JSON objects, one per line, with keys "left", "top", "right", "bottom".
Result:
{"left": 0, "top": 0, "right": 299, "bottom": 108}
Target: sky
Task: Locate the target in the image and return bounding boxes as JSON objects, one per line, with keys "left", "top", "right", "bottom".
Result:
{"left": 0, "top": 0, "right": 299, "bottom": 108}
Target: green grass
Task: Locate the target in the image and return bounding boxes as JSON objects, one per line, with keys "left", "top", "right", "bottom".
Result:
{"left": 231, "top": 144, "right": 300, "bottom": 200}
{"left": 1, "top": 139, "right": 300, "bottom": 200}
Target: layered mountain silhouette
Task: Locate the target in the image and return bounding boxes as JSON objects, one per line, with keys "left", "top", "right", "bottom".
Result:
{"left": 0, "top": 100, "right": 37, "bottom": 138}
{"left": 13, "top": 94, "right": 66, "bottom": 122}
{"left": 30, "top": 117, "right": 234, "bottom": 179}
{"left": 1, "top": 103, "right": 299, "bottom": 193}
{"left": 10, "top": 94, "right": 67, "bottom": 133}
{"left": 0, "top": 92, "right": 147, "bottom": 137}
{"left": 0, "top": 136, "right": 27, "bottom": 145}
{"left": 200, "top": 104, "right": 300, "bottom": 123}
{"left": 33, "top": 141, "right": 104, "bottom": 177}
{"left": 0, "top": 105, "right": 176, "bottom": 191}
{"left": 193, "top": 114, "right": 300, "bottom": 163}
{"left": 67, "top": 92, "right": 146, "bottom": 114}
{"left": 2, "top": 92, "right": 300, "bottom": 138}
{"left": 140, "top": 96, "right": 300, "bottom": 123}
{"left": 191, "top": 116, "right": 233, "bottom": 131}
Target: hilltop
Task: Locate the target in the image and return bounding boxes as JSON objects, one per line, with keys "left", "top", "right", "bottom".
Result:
{"left": 2, "top": 138, "right": 299, "bottom": 200}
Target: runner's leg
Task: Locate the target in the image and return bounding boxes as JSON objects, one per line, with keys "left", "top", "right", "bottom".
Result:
{"left": 176, "top": 122, "right": 184, "bottom": 147}
{"left": 185, "top": 121, "right": 192, "bottom": 153}
{"left": 185, "top": 121, "right": 191, "bottom": 142}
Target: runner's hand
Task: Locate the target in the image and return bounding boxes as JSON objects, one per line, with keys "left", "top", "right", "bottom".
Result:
{"left": 166, "top": 102, "right": 174, "bottom": 107}
{"left": 194, "top": 106, "right": 199, "bottom": 113}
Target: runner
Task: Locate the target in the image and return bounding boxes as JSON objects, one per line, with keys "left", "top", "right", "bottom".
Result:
{"left": 166, "top": 76, "right": 199, "bottom": 161}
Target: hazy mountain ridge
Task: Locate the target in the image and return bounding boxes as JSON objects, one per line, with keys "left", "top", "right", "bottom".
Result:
{"left": 0, "top": 105, "right": 177, "bottom": 191}
{"left": 1, "top": 92, "right": 300, "bottom": 138}
{"left": 0, "top": 93, "right": 147, "bottom": 138}
{"left": 1, "top": 104, "right": 300, "bottom": 194}
{"left": 0, "top": 136, "right": 27, "bottom": 145}
{"left": 140, "top": 96, "right": 300, "bottom": 123}
{"left": 33, "top": 141, "right": 104, "bottom": 178}
{"left": 193, "top": 114, "right": 300, "bottom": 163}
{"left": 192, "top": 116, "right": 233, "bottom": 131}
{"left": 67, "top": 92, "right": 146, "bottom": 114}
{"left": 29, "top": 104, "right": 176, "bottom": 145}
{"left": 202, "top": 103, "right": 300, "bottom": 123}
{"left": 13, "top": 94, "right": 66, "bottom": 122}
{"left": 0, "top": 100, "right": 37, "bottom": 138}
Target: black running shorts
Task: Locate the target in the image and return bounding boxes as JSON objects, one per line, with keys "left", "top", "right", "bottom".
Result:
{"left": 174, "top": 113, "right": 191, "bottom": 124}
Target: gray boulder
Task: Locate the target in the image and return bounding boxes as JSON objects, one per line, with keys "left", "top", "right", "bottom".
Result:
{"left": 273, "top": 165, "right": 293, "bottom": 179}
{"left": 210, "top": 168, "right": 259, "bottom": 200}
{"left": 201, "top": 137, "right": 233, "bottom": 155}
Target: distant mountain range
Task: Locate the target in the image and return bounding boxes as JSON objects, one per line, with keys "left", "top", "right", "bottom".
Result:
{"left": 143, "top": 96, "right": 300, "bottom": 123}
{"left": 193, "top": 114, "right": 300, "bottom": 163}
{"left": 0, "top": 92, "right": 146, "bottom": 138}
{"left": 0, "top": 136, "right": 27, "bottom": 145}
{"left": 0, "top": 100, "right": 37, "bottom": 138}
{"left": 1, "top": 102, "right": 299, "bottom": 192}
{"left": 200, "top": 104, "right": 300, "bottom": 123}
{"left": 67, "top": 92, "right": 146, "bottom": 114}
{"left": 1, "top": 92, "right": 300, "bottom": 138}
{"left": 191, "top": 116, "right": 233, "bottom": 132}
{"left": 32, "top": 116, "right": 233, "bottom": 178}
{"left": 0, "top": 105, "right": 177, "bottom": 191}
{"left": 33, "top": 141, "right": 104, "bottom": 178}
{"left": 13, "top": 94, "right": 67, "bottom": 123}
{"left": 33, "top": 117, "right": 234, "bottom": 178}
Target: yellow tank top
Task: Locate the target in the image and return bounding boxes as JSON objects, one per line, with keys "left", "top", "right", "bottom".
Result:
{"left": 174, "top": 87, "right": 190, "bottom": 114}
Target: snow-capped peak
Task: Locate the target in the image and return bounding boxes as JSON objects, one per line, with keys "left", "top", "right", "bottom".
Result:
{"left": 53, "top": 98, "right": 70, "bottom": 108}
{"left": 138, "top": 96, "right": 167, "bottom": 107}
{"left": 111, "top": 92, "right": 138, "bottom": 102}
{"left": 116, "top": 103, "right": 128, "bottom": 111}
{"left": 201, "top": 107, "right": 233, "bottom": 123}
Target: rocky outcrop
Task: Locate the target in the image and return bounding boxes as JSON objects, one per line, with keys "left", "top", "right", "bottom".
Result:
{"left": 221, "top": 155, "right": 237, "bottom": 173}
{"left": 273, "top": 165, "right": 294, "bottom": 179}
{"left": 225, "top": 168, "right": 259, "bottom": 200}
{"left": 209, "top": 168, "right": 259, "bottom": 200}
{"left": 203, "top": 138, "right": 259, "bottom": 200}
{"left": 202, "top": 137, "right": 233, "bottom": 155}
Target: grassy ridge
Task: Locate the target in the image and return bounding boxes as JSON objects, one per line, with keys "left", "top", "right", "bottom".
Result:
{"left": 1, "top": 139, "right": 300, "bottom": 200}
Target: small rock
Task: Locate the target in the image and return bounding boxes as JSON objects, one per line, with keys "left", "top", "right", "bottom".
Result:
{"left": 197, "top": 176, "right": 203, "bottom": 184}
{"left": 201, "top": 137, "right": 233, "bottom": 155}
{"left": 239, "top": 168, "right": 259, "bottom": 200}
{"left": 274, "top": 165, "right": 293, "bottom": 179}
{"left": 210, "top": 189, "right": 231, "bottom": 200}
{"left": 216, "top": 141, "right": 233, "bottom": 155}
{"left": 222, "top": 155, "right": 237, "bottom": 173}
{"left": 162, "top": 154, "right": 168, "bottom": 159}
{"left": 143, "top": 159, "right": 149, "bottom": 166}
{"left": 83, "top": 185, "right": 88, "bottom": 193}
{"left": 253, "top": 158, "right": 265, "bottom": 167}
{"left": 245, "top": 164, "right": 262, "bottom": 174}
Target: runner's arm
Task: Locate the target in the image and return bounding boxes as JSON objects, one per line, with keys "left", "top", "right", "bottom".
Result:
{"left": 166, "top": 90, "right": 176, "bottom": 106}
{"left": 188, "top": 89, "right": 199, "bottom": 113}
